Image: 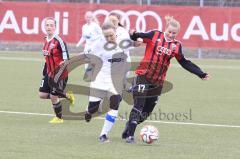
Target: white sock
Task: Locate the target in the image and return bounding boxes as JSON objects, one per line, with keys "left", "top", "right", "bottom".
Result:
{"left": 100, "top": 109, "right": 118, "bottom": 136}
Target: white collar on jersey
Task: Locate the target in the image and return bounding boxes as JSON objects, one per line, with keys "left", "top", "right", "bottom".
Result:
{"left": 46, "top": 34, "right": 57, "bottom": 42}
{"left": 163, "top": 32, "right": 175, "bottom": 42}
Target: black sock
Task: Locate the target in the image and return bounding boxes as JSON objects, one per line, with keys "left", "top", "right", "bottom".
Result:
{"left": 128, "top": 120, "right": 138, "bottom": 137}
{"left": 53, "top": 102, "right": 62, "bottom": 119}
{"left": 127, "top": 108, "right": 140, "bottom": 137}
{"left": 87, "top": 101, "right": 101, "bottom": 114}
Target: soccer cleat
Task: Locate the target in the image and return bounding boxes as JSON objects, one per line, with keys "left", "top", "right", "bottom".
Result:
{"left": 122, "top": 121, "right": 129, "bottom": 139}
{"left": 99, "top": 134, "right": 109, "bottom": 143}
{"left": 49, "top": 117, "right": 63, "bottom": 124}
{"left": 85, "top": 112, "right": 92, "bottom": 122}
{"left": 126, "top": 136, "right": 135, "bottom": 144}
{"left": 66, "top": 91, "right": 75, "bottom": 106}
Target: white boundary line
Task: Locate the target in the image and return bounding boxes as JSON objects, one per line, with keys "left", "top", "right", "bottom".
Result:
{"left": 0, "top": 110, "right": 240, "bottom": 128}
{"left": 1, "top": 56, "right": 239, "bottom": 128}
{"left": 0, "top": 56, "right": 43, "bottom": 62}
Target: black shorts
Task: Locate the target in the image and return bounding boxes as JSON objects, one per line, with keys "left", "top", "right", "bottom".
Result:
{"left": 39, "top": 74, "right": 68, "bottom": 96}
{"left": 131, "top": 75, "right": 162, "bottom": 115}
{"left": 132, "top": 75, "right": 162, "bottom": 99}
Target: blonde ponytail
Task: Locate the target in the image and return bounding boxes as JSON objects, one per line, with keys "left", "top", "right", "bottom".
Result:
{"left": 165, "top": 15, "right": 180, "bottom": 31}
{"left": 108, "top": 15, "right": 119, "bottom": 28}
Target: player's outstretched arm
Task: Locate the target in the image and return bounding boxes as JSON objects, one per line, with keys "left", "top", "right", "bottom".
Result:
{"left": 175, "top": 45, "right": 210, "bottom": 81}
{"left": 177, "top": 57, "right": 210, "bottom": 80}
{"left": 129, "top": 30, "right": 155, "bottom": 41}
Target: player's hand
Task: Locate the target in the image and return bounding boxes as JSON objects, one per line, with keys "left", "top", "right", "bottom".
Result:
{"left": 202, "top": 73, "right": 210, "bottom": 80}
{"left": 129, "top": 30, "right": 136, "bottom": 36}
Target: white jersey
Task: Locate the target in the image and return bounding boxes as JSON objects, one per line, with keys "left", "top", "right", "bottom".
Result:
{"left": 116, "top": 26, "right": 131, "bottom": 62}
{"left": 116, "top": 26, "right": 130, "bottom": 40}
{"left": 88, "top": 35, "right": 131, "bottom": 99}
{"left": 77, "top": 22, "right": 102, "bottom": 52}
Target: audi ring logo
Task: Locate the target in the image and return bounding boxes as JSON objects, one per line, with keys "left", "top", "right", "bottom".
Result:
{"left": 92, "top": 9, "right": 162, "bottom": 32}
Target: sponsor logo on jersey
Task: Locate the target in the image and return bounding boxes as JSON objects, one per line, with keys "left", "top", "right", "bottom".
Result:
{"left": 156, "top": 46, "right": 172, "bottom": 56}
{"left": 42, "top": 50, "right": 50, "bottom": 56}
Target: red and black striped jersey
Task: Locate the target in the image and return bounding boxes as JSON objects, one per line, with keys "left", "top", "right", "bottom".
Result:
{"left": 131, "top": 30, "right": 206, "bottom": 86}
{"left": 131, "top": 30, "right": 184, "bottom": 85}
{"left": 42, "top": 35, "right": 69, "bottom": 78}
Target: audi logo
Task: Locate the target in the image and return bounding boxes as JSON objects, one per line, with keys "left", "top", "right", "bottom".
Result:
{"left": 92, "top": 9, "right": 162, "bottom": 32}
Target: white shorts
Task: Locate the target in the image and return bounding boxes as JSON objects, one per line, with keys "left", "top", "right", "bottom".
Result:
{"left": 89, "top": 80, "right": 123, "bottom": 102}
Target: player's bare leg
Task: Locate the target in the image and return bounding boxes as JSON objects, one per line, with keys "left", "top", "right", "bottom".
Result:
{"left": 38, "top": 92, "right": 50, "bottom": 99}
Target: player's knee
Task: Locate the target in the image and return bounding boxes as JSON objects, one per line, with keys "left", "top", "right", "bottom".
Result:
{"left": 109, "top": 95, "right": 122, "bottom": 110}
{"left": 88, "top": 101, "right": 101, "bottom": 114}
{"left": 38, "top": 92, "right": 49, "bottom": 99}
{"left": 50, "top": 94, "right": 59, "bottom": 104}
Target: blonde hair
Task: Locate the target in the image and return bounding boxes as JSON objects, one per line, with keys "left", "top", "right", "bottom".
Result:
{"left": 108, "top": 15, "right": 119, "bottom": 28}
{"left": 85, "top": 11, "right": 93, "bottom": 18}
{"left": 165, "top": 15, "right": 180, "bottom": 31}
{"left": 108, "top": 12, "right": 124, "bottom": 27}
{"left": 109, "top": 12, "right": 121, "bottom": 21}
{"left": 85, "top": 11, "right": 99, "bottom": 24}
{"left": 44, "top": 17, "right": 56, "bottom": 26}
{"left": 102, "top": 19, "right": 116, "bottom": 31}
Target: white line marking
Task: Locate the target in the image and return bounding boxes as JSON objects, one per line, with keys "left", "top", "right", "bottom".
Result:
{"left": 0, "top": 56, "right": 240, "bottom": 70}
{"left": 0, "top": 110, "right": 239, "bottom": 128}
{"left": 0, "top": 57, "right": 43, "bottom": 62}
{"left": 0, "top": 110, "right": 54, "bottom": 116}
{"left": 143, "top": 120, "right": 240, "bottom": 128}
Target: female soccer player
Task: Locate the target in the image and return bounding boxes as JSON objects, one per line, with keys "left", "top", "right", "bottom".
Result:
{"left": 108, "top": 14, "right": 142, "bottom": 89}
{"left": 108, "top": 13, "right": 132, "bottom": 63}
{"left": 122, "top": 15, "right": 210, "bottom": 143}
{"left": 76, "top": 11, "right": 102, "bottom": 80}
{"left": 39, "top": 17, "right": 74, "bottom": 124}
{"left": 84, "top": 19, "right": 131, "bottom": 142}
{"left": 76, "top": 11, "right": 102, "bottom": 51}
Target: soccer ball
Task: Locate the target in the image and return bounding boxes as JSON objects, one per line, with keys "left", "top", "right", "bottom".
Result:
{"left": 140, "top": 125, "right": 159, "bottom": 144}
